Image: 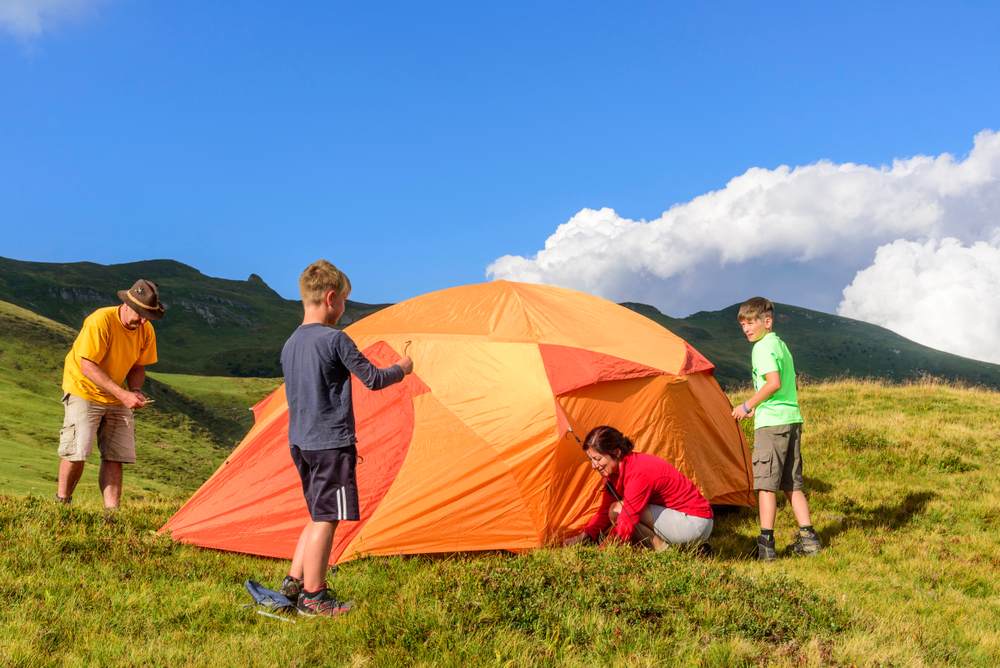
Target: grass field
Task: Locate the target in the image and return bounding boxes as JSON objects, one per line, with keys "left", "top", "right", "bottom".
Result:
{"left": 2, "top": 379, "right": 998, "bottom": 666}
{"left": 2, "top": 300, "right": 998, "bottom": 665}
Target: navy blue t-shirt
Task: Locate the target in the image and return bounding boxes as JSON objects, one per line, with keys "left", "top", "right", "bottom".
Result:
{"left": 280, "top": 324, "right": 404, "bottom": 451}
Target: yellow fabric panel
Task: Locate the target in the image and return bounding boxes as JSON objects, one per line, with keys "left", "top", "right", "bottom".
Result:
{"left": 62, "top": 306, "right": 158, "bottom": 404}
{"left": 340, "top": 392, "right": 543, "bottom": 560}
{"left": 347, "top": 335, "right": 559, "bottom": 536}
{"left": 349, "top": 335, "right": 555, "bottom": 456}
{"left": 347, "top": 281, "right": 689, "bottom": 373}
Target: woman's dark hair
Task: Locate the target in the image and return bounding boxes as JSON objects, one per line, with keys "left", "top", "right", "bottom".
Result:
{"left": 582, "top": 425, "right": 634, "bottom": 460}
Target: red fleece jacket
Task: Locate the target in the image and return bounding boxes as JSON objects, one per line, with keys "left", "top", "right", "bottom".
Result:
{"left": 582, "top": 452, "right": 712, "bottom": 544}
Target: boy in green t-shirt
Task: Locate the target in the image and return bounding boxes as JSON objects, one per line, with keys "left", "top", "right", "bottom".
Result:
{"left": 731, "top": 297, "right": 822, "bottom": 561}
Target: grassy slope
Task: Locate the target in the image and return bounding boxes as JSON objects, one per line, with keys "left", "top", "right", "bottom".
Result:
{"left": 0, "top": 300, "right": 280, "bottom": 498}
{"left": 1, "top": 299, "right": 999, "bottom": 665}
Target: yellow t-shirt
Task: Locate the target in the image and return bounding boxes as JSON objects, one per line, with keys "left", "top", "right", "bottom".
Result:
{"left": 62, "top": 306, "right": 158, "bottom": 404}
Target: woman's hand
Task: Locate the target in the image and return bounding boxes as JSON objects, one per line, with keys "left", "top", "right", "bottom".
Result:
{"left": 562, "top": 533, "right": 588, "bottom": 547}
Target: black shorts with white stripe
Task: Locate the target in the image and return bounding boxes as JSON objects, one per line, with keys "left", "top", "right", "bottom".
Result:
{"left": 290, "top": 444, "right": 360, "bottom": 522}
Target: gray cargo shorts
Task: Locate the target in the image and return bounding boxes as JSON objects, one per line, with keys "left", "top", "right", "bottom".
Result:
{"left": 752, "top": 423, "right": 804, "bottom": 492}
{"left": 58, "top": 393, "right": 136, "bottom": 463}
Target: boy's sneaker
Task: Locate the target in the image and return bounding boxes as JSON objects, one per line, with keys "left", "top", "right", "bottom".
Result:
{"left": 279, "top": 576, "right": 303, "bottom": 603}
{"left": 756, "top": 535, "right": 777, "bottom": 561}
{"left": 791, "top": 530, "right": 822, "bottom": 557}
{"left": 296, "top": 589, "right": 353, "bottom": 618}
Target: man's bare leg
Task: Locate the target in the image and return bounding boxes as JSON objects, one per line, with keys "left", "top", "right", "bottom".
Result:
{"left": 98, "top": 460, "right": 123, "bottom": 509}
{"left": 57, "top": 460, "right": 85, "bottom": 501}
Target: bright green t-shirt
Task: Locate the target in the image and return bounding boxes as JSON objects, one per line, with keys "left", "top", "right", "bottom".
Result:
{"left": 751, "top": 332, "right": 803, "bottom": 429}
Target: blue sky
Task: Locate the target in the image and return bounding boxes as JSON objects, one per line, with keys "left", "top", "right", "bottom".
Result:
{"left": 3, "top": 2, "right": 1000, "bottom": 361}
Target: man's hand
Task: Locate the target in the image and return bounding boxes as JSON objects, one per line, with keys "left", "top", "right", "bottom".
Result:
{"left": 397, "top": 356, "right": 414, "bottom": 375}
{"left": 731, "top": 403, "right": 754, "bottom": 420}
{"left": 121, "top": 390, "right": 147, "bottom": 410}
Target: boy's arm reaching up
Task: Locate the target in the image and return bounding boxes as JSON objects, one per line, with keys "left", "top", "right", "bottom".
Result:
{"left": 732, "top": 371, "right": 780, "bottom": 419}
{"left": 335, "top": 334, "right": 412, "bottom": 389}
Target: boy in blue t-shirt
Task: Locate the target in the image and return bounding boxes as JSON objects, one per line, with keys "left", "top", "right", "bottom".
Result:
{"left": 731, "top": 297, "right": 821, "bottom": 561}
{"left": 278, "top": 260, "right": 413, "bottom": 616}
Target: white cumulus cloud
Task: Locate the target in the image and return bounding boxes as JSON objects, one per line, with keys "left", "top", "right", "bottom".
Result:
{"left": 838, "top": 236, "right": 1000, "bottom": 364}
{"left": 487, "top": 130, "right": 1000, "bottom": 361}
{"left": 0, "top": 0, "right": 103, "bottom": 38}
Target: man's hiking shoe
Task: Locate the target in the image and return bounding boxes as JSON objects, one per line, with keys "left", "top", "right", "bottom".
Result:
{"left": 296, "top": 589, "right": 353, "bottom": 618}
{"left": 757, "top": 535, "right": 777, "bottom": 561}
{"left": 279, "top": 576, "right": 303, "bottom": 603}
{"left": 54, "top": 494, "right": 71, "bottom": 505}
{"left": 791, "top": 531, "right": 822, "bottom": 557}
{"left": 694, "top": 542, "right": 714, "bottom": 558}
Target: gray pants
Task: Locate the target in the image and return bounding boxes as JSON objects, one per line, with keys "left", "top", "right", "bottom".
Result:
{"left": 648, "top": 505, "right": 714, "bottom": 545}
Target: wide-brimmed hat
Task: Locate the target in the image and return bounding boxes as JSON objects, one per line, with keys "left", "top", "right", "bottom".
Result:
{"left": 117, "top": 279, "right": 166, "bottom": 321}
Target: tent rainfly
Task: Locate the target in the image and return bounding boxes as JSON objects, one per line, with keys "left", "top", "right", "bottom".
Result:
{"left": 161, "top": 281, "right": 752, "bottom": 563}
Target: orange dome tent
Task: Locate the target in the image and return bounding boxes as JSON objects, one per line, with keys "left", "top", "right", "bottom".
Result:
{"left": 161, "top": 281, "right": 752, "bottom": 562}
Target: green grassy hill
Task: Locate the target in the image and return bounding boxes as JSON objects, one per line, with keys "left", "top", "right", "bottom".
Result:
{"left": 1, "top": 298, "right": 998, "bottom": 664}
{"left": 0, "top": 256, "right": 386, "bottom": 377}
{"left": 4, "top": 256, "right": 1000, "bottom": 389}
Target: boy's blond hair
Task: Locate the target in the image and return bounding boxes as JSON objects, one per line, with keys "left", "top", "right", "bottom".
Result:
{"left": 737, "top": 296, "right": 774, "bottom": 322}
{"left": 299, "top": 260, "right": 352, "bottom": 305}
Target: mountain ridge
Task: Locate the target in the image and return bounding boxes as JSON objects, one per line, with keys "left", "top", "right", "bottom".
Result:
{"left": 3, "top": 256, "right": 998, "bottom": 388}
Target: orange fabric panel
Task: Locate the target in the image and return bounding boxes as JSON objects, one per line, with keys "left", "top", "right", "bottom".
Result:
{"left": 159, "top": 404, "right": 307, "bottom": 558}
{"left": 380, "top": 339, "right": 555, "bottom": 454}
{"left": 556, "top": 373, "right": 752, "bottom": 507}
{"left": 538, "top": 430, "right": 607, "bottom": 543}
{"left": 368, "top": 340, "right": 560, "bottom": 538}
{"left": 348, "top": 281, "right": 692, "bottom": 373}
{"left": 337, "top": 392, "right": 543, "bottom": 560}
{"left": 539, "top": 343, "right": 665, "bottom": 395}
{"left": 249, "top": 388, "right": 282, "bottom": 423}
{"left": 162, "top": 280, "right": 752, "bottom": 563}
{"left": 682, "top": 372, "right": 754, "bottom": 505}
{"left": 331, "top": 342, "right": 431, "bottom": 562}
{"left": 499, "top": 282, "right": 691, "bottom": 372}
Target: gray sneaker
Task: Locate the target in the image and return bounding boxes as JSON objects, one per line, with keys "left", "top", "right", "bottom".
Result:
{"left": 757, "top": 535, "right": 777, "bottom": 561}
{"left": 279, "top": 576, "right": 303, "bottom": 603}
{"left": 791, "top": 531, "right": 822, "bottom": 556}
{"left": 296, "top": 589, "right": 353, "bottom": 618}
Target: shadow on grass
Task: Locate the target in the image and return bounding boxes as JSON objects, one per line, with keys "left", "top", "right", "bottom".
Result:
{"left": 143, "top": 377, "right": 247, "bottom": 449}
{"left": 707, "top": 490, "right": 936, "bottom": 561}
{"left": 803, "top": 476, "right": 833, "bottom": 493}
{"left": 821, "top": 490, "right": 936, "bottom": 544}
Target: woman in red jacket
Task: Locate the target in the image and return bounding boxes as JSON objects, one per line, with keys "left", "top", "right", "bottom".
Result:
{"left": 563, "top": 425, "right": 714, "bottom": 549}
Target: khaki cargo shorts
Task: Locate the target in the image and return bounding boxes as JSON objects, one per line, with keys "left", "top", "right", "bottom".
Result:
{"left": 58, "top": 393, "right": 136, "bottom": 464}
{"left": 752, "top": 423, "right": 804, "bottom": 492}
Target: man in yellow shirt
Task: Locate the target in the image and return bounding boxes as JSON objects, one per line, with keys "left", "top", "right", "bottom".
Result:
{"left": 57, "top": 279, "right": 165, "bottom": 509}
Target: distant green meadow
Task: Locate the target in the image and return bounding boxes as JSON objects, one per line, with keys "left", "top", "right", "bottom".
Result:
{"left": 1, "top": 299, "right": 999, "bottom": 665}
